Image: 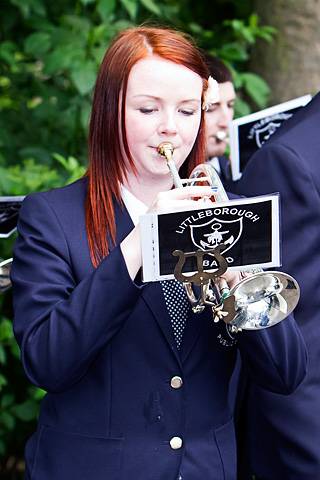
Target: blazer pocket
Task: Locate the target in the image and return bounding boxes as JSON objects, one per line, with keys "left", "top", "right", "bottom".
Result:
{"left": 213, "top": 417, "right": 237, "bottom": 480}
{"left": 31, "top": 425, "right": 123, "bottom": 480}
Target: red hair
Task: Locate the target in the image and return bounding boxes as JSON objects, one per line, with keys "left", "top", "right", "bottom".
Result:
{"left": 86, "top": 26, "right": 209, "bottom": 266}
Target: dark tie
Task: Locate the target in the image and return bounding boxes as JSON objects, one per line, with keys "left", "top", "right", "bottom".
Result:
{"left": 160, "top": 280, "right": 190, "bottom": 349}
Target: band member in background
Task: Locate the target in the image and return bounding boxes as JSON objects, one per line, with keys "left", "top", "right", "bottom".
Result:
{"left": 236, "top": 92, "right": 320, "bottom": 480}
{"left": 11, "top": 26, "right": 307, "bottom": 480}
{"left": 204, "top": 53, "right": 236, "bottom": 190}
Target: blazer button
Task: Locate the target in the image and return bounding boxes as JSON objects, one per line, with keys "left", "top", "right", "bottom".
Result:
{"left": 170, "top": 436, "right": 183, "bottom": 450}
{"left": 170, "top": 376, "right": 183, "bottom": 389}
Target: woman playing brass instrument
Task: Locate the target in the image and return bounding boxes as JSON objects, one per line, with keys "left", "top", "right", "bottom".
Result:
{"left": 11, "top": 26, "right": 306, "bottom": 480}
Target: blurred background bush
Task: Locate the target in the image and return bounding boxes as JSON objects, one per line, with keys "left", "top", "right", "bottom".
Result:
{"left": 0, "top": 0, "right": 277, "bottom": 477}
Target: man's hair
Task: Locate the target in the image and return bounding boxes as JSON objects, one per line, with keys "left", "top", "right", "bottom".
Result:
{"left": 203, "top": 52, "right": 232, "bottom": 84}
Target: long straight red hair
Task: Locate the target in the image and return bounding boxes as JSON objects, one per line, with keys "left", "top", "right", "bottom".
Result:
{"left": 86, "top": 26, "right": 209, "bottom": 267}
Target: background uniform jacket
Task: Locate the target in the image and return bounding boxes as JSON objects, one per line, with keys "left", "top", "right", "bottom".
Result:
{"left": 235, "top": 92, "right": 320, "bottom": 480}
{"left": 11, "top": 178, "right": 307, "bottom": 480}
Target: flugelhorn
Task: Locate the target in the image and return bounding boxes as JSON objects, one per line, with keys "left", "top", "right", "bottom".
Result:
{"left": 157, "top": 142, "right": 300, "bottom": 332}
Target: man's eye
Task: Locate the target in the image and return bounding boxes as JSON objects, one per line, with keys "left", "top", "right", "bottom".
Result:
{"left": 205, "top": 104, "right": 219, "bottom": 113}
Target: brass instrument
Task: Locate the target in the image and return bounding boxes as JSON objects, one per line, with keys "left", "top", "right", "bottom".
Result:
{"left": 157, "top": 142, "right": 300, "bottom": 331}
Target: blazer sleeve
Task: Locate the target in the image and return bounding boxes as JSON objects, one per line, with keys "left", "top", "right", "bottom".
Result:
{"left": 236, "top": 142, "right": 320, "bottom": 273}
{"left": 233, "top": 142, "right": 318, "bottom": 394}
{"left": 12, "top": 193, "right": 142, "bottom": 393}
{"left": 237, "top": 316, "right": 307, "bottom": 394}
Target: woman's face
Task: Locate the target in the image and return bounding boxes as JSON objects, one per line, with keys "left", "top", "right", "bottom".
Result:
{"left": 124, "top": 56, "right": 203, "bottom": 183}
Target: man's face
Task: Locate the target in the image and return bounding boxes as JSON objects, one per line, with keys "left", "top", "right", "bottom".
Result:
{"left": 205, "top": 81, "right": 236, "bottom": 158}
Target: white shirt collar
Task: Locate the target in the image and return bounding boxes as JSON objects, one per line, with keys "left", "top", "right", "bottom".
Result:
{"left": 120, "top": 185, "right": 148, "bottom": 227}
{"left": 207, "top": 156, "right": 221, "bottom": 174}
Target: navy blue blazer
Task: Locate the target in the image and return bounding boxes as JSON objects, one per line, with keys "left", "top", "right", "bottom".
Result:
{"left": 11, "top": 178, "right": 307, "bottom": 480}
{"left": 235, "top": 92, "right": 320, "bottom": 479}
{"left": 207, "top": 156, "right": 238, "bottom": 194}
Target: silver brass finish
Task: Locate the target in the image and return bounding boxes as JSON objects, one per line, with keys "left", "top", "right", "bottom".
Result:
{"left": 157, "top": 141, "right": 301, "bottom": 331}
{"left": 228, "top": 271, "right": 300, "bottom": 331}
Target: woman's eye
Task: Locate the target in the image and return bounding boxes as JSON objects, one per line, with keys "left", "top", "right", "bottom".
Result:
{"left": 139, "top": 108, "right": 156, "bottom": 114}
{"left": 180, "top": 109, "right": 195, "bottom": 116}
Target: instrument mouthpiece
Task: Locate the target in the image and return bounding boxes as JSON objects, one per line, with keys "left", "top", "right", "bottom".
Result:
{"left": 157, "top": 142, "right": 182, "bottom": 188}
{"left": 215, "top": 130, "right": 227, "bottom": 142}
{"left": 157, "top": 142, "right": 174, "bottom": 162}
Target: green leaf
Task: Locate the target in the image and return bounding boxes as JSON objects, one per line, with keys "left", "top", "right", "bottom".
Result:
{"left": 0, "top": 41, "right": 16, "bottom": 66}
{"left": 0, "top": 374, "right": 7, "bottom": 390}
{"left": 80, "top": 100, "right": 91, "bottom": 131}
{"left": 29, "top": 387, "right": 46, "bottom": 401}
{"left": 0, "top": 411, "right": 15, "bottom": 430}
{"left": 241, "top": 73, "right": 271, "bottom": 108}
{"left": 61, "top": 15, "right": 91, "bottom": 34}
{"left": 188, "top": 22, "right": 204, "bottom": 35}
{"left": 10, "top": 341, "right": 20, "bottom": 359}
{"left": 80, "top": 0, "right": 95, "bottom": 4}
{"left": 218, "top": 43, "right": 248, "bottom": 62}
{"left": 11, "top": 0, "right": 46, "bottom": 18}
{"left": 1, "top": 394, "right": 14, "bottom": 409}
{"left": 234, "top": 97, "right": 251, "bottom": 117}
{"left": 44, "top": 48, "right": 74, "bottom": 75}
{"left": 257, "top": 28, "right": 277, "bottom": 43}
{"left": 139, "top": 0, "right": 161, "bottom": 16}
{"left": 240, "top": 28, "right": 255, "bottom": 44}
{"left": 0, "top": 77, "right": 11, "bottom": 88}
{"left": 0, "top": 344, "right": 6, "bottom": 364}
{"left": 97, "top": 0, "right": 116, "bottom": 20}
{"left": 120, "top": 0, "right": 138, "bottom": 20}
{"left": 25, "top": 32, "right": 51, "bottom": 57}
{"left": 70, "top": 61, "right": 97, "bottom": 95}
{"left": 0, "top": 319, "right": 13, "bottom": 342}
{"left": 26, "top": 96, "right": 43, "bottom": 109}
{"left": 11, "top": 400, "right": 39, "bottom": 422}
{"left": 249, "top": 13, "right": 259, "bottom": 28}
{"left": 52, "top": 153, "right": 68, "bottom": 169}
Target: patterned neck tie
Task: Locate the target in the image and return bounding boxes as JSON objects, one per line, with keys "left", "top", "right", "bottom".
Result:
{"left": 160, "top": 280, "right": 190, "bottom": 349}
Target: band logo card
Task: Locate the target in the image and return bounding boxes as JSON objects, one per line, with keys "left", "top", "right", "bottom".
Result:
{"left": 229, "top": 94, "right": 311, "bottom": 181}
{"left": 140, "top": 195, "right": 280, "bottom": 282}
{"left": 0, "top": 196, "right": 25, "bottom": 238}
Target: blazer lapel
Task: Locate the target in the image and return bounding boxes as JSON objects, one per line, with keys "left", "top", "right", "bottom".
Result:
{"left": 113, "top": 201, "right": 135, "bottom": 244}
{"left": 141, "top": 282, "right": 182, "bottom": 365}
{"left": 113, "top": 200, "right": 181, "bottom": 364}
{"left": 179, "top": 286, "right": 205, "bottom": 363}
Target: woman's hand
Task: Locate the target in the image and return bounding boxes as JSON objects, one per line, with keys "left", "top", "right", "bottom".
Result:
{"left": 148, "top": 185, "right": 215, "bottom": 214}
{"left": 121, "top": 185, "right": 215, "bottom": 281}
{"left": 217, "top": 270, "right": 242, "bottom": 291}
{"left": 216, "top": 269, "right": 256, "bottom": 294}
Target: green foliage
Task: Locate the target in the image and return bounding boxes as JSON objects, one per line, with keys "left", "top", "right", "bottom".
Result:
{"left": 0, "top": 0, "right": 275, "bottom": 475}
{"left": 0, "top": 154, "right": 84, "bottom": 476}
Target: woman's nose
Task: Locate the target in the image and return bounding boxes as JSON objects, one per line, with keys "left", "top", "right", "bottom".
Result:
{"left": 158, "top": 112, "right": 177, "bottom": 136}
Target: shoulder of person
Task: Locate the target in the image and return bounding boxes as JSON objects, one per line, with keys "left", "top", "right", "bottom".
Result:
{"left": 22, "top": 177, "right": 87, "bottom": 211}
